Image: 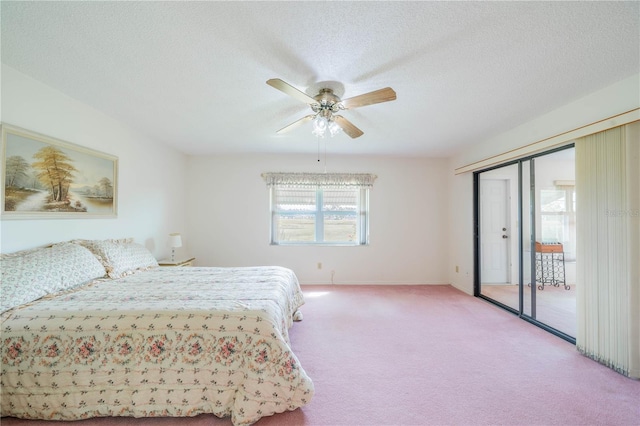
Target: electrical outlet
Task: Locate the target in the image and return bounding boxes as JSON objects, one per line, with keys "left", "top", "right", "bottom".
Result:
{"left": 455, "top": 265, "right": 459, "bottom": 273}
{"left": 317, "top": 262, "right": 322, "bottom": 269}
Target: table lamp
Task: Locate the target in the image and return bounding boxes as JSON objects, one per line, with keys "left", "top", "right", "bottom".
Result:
{"left": 168, "top": 233, "right": 182, "bottom": 262}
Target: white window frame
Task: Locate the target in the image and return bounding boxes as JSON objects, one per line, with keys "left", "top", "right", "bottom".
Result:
{"left": 262, "top": 172, "right": 376, "bottom": 246}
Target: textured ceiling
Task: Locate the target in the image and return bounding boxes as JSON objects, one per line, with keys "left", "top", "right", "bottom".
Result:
{"left": 2, "top": 1, "right": 639, "bottom": 157}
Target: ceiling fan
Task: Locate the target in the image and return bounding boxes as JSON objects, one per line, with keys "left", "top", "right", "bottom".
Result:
{"left": 267, "top": 78, "right": 396, "bottom": 139}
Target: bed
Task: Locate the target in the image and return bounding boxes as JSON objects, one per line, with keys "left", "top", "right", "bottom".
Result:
{"left": 0, "top": 240, "right": 314, "bottom": 426}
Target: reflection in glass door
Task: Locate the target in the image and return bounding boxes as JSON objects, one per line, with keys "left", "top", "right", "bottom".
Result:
{"left": 476, "top": 146, "right": 576, "bottom": 341}
{"left": 478, "top": 164, "right": 519, "bottom": 312}
{"left": 530, "top": 149, "right": 576, "bottom": 336}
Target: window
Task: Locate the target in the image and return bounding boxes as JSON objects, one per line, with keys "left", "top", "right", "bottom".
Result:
{"left": 540, "top": 182, "right": 576, "bottom": 260}
{"left": 263, "top": 173, "right": 376, "bottom": 246}
{"left": 540, "top": 189, "right": 567, "bottom": 242}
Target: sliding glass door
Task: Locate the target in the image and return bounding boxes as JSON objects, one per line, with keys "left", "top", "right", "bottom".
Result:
{"left": 476, "top": 145, "right": 576, "bottom": 341}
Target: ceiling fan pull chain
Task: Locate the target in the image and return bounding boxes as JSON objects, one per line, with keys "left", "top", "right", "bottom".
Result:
{"left": 324, "top": 138, "right": 328, "bottom": 173}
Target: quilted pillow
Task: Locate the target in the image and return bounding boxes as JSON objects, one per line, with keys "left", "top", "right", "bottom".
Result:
{"left": 0, "top": 245, "right": 50, "bottom": 260}
{"left": 74, "top": 239, "right": 158, "bottom": 278}
{"left": 0, "top": 243, "right": 107, "bottom": 313}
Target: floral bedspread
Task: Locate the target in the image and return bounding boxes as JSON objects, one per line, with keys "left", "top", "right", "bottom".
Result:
{"left": 1, "top": 266, "right": 314, "bottom": 425}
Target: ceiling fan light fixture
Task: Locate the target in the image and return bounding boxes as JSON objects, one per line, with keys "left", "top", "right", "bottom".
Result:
{"left": 312, "top": 115, "right": 328, "bottom": 138}
{"left": 328, "top": 120, "right": 342, "bottom": 137}
{"left": 312, "top": 113, "right": 342, "bottom": 138}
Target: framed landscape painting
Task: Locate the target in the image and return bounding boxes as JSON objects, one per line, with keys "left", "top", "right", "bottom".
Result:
{"left": 1, "top": 124, "right": 118, "bottom": 219}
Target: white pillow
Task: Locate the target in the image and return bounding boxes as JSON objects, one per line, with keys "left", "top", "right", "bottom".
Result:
{"left": 0, "top": 243, "right": 107, "bottom": 313}
{"left": 73, "top": 239, "right": 158, "bottom": 278}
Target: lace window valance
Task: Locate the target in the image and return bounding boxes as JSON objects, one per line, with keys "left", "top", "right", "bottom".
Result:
{"left": 261, "top": 172, "right": 377, "bottom": 188}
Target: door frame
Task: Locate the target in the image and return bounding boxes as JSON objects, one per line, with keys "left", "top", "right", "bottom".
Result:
{"left": 473, "top": 144, "right": 576, "bottom": 344}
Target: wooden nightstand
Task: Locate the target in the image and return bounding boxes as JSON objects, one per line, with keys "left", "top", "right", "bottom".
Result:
{"left": 158, "top": 257, "right": 195, "bottom": 267}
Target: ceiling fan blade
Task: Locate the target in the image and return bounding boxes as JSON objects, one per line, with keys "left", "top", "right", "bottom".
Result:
{"left": 341, "top": 87, "right": 397, "bottom": 109}
{"left": 334, "top": 116, "right": 364, "bottom": 139}
{"left": 276, "top": 114, "right": 316, "bottom": 134}
{"left": 267, "top": 78, "right": 318, "bottom": 105}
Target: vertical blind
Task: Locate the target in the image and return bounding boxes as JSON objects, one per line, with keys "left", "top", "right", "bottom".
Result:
{"left": 575, "top": 121, "right": 640, "bottom": 378}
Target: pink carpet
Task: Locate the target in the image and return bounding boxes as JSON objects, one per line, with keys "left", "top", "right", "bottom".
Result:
{"left": 3, "top": 285, "right": 639, "bottom": 426}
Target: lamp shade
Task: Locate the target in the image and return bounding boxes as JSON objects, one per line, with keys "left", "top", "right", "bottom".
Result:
{"left": 168, "top": 233, "right": 182, "bottom": 248}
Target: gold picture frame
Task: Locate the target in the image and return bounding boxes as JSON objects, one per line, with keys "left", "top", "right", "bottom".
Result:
{"left": 1, "top": 124, "right": 118, "bottom": 219}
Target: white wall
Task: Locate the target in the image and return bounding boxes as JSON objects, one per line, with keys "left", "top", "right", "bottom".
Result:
{"left": 1, "top": 65, "right": 188, "bottom": 258}
{"left": 186, "top": 154, "right": 450, "bottom": 285}
{"left": 4, "top": 63, "right": 635, "bottom": 291}
{"left": 454, "top": 74, "right": 640, "bottom": 170}
{"left": 449, "top": 73, "right": 640, "bottom": 295}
